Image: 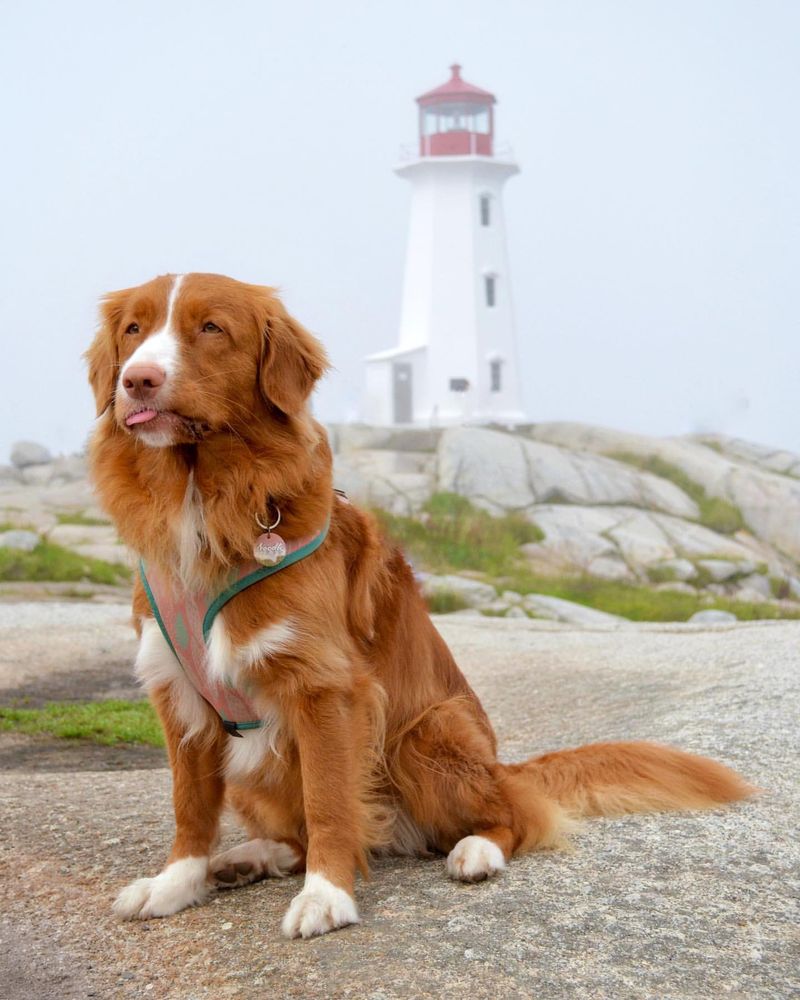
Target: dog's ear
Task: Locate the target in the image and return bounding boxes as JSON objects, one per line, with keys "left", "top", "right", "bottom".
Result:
{"left": 256, "top": 292, "right": 329, "bottom": 415}
{"left": 85, "top": 290, "right": 127, "bottom": 417}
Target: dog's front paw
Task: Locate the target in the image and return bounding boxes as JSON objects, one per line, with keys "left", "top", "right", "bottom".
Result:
{"left": 281, "top": 873, "right": 359, "bottom": 939}
{"left": 113, "top": 857, "right": 211, "bottom": 919}
{"left": 446, "top": 835, "right": 506, "bottom": 883}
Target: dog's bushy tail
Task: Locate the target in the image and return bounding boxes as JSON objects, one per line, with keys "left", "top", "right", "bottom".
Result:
{"left": 502, "top": 741, "right": 755, "bottom": 851}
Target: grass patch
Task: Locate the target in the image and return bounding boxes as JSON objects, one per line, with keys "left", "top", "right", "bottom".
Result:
{"left": 376, "top": 502, "right": 800, "bottom": 622}
{"left": 56, "top": 510, "right": 110, "bottom": 527}
{"left": 0, "top": 539, "right": 130, "bottom": 585}
{"left": 425, "top": 588, "right": 471, "bottom": 614}
{"left": 374, "top": 492, "right": 543, "bottom": 577}
{"left": 609, "top": 452, "right": 746, "bottom": 535}
{"left": 496, "top": 568, "right": 800, "bottom": 622}
{"left": 0, "top": 699, "right": 163, "bottom": 746}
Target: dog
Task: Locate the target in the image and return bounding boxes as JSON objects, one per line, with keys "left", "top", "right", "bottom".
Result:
{"left": 85, "top": 272, "right": 753, "bottom": 939}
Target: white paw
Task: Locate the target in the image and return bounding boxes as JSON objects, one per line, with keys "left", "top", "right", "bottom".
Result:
{"left": 113, "top": 857, "right": 211, "bottom": 919}
{"left": 211, "top": 838, "right": 300, "bottom": 888}
{"left": 446, "top": 835, "right": 506, "bottom": 883}
{"left": 281, "top": 872, "right": 359, "bottom": 939}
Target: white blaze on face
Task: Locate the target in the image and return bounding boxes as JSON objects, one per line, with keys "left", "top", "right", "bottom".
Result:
{"left": 119, "top": 273, "right": 185, "bottom": 388}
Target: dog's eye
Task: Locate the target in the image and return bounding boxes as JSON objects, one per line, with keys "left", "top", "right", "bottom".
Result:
{"left": 125, "top": 323, "right": 140, "bottom": 335}
{"left": 202, "top": 322, "right": 221, "bottom": 334}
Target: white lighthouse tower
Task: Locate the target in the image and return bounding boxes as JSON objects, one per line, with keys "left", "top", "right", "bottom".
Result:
{"left": 365, "top": 64, "right": 525, "bottom": 426}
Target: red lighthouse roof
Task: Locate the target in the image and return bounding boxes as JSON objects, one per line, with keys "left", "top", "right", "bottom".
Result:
{"left": 417, "top": 64, "right": 496, "bottom": 107}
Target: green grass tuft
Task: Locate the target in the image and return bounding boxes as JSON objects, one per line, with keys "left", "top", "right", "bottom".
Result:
{"left": 0, "top": 539, "right": 131, "bottom": 585}
{"left": 0, "top": 699, "right": 163, "bottom": 746}
{"left": 425, "top": 588, "right": 471, "bottom": 614}
{"left": 56, "top": 510, "right": 111, "bottom": 527}
{"left": 374, "top": 492, "right": 543, "bottom": 578}
{"left": 609, "top": 452, "right": 746, "bottom": 535}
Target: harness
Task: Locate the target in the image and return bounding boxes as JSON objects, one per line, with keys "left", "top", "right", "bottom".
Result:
{"left": 139, "top": 520, "right": 329, "bottom": 736}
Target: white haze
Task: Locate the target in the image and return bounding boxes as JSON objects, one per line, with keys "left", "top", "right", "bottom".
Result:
{"left": 1, "top": 0, "right": 798, "bottom": 461}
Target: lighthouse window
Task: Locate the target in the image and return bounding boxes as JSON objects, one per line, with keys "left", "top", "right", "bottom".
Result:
{"left": 485, "top": 275, "right": 496, "bottom": 307}
{"left": 480, "top": 195, "right": 491, "bottom": 227}
{"left": 490, "top": 360, "right": 502, "bottom": 392}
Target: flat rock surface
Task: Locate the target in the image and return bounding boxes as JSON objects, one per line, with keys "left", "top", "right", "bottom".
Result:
{"left": 1, "top": 608, "right": 798, "bottom": 999}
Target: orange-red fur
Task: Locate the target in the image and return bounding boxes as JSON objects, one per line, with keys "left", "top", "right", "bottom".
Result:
{"left": 87, "top": 273, "right": 754, "bottom": 916}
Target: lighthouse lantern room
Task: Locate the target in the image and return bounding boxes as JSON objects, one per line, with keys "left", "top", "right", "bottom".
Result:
{"left": 365, "top": 64, "right": 526, "bottom": 426}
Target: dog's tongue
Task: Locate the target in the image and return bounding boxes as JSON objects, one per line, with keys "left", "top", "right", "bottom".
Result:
{"left": 126, "top": 410, "right": 159, "bottom": 426}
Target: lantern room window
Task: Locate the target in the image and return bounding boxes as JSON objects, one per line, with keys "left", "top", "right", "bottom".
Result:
{"left": 422, "top": 103, "right": 491, "bottom": 137}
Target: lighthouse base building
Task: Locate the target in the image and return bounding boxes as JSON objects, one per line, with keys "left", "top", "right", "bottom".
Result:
{"left": 365, "top": 65, "right": 526, "bottom": 427}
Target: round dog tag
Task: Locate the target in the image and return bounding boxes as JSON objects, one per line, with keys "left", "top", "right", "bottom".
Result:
{"left": 253, "top": 532, "right": 287, "bottom": 567}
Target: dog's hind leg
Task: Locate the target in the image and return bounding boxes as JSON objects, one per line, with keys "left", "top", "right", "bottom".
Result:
{"left": 389, "top": 697, "right": 568, "bottom": 883}
{"left": 210, "top": 838, "right": 304, "bottom": 888}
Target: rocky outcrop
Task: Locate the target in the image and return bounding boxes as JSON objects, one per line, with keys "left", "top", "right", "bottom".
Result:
{"left": 327, "top": 422, "right": 800, "bottom": 613}
{"left": 526, "top": 422, "right": 800, "bottom": 563}
{"left": 3, "top": 423, "right": 798, "bottom": 619}
{"left": 10, "top": 441, "right": 52, "bottom": 468}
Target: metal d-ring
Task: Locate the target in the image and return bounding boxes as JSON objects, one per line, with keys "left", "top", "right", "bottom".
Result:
{"left": 255, "top": 505, "right": 281, "bottom": 535}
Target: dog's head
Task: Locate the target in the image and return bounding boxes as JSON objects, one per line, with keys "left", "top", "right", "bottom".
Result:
{"left": 85, "top": 273, "right": 329, "bottom": 447}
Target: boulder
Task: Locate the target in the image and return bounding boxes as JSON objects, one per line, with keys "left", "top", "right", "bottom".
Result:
{"left": 333, "top": 451, "right": 434, "bottom": 515}
{"left": 522, "top": 504, "right": 761, "bottom": 582}
{"left": 420, "top": 574, "right": 497, "bottom": 608}
{"left": 696, "top": 559, "right": 747, "bottom": 583}
{"left": 47, "top": 524, "right": 120, "bottom": 550}
{"left": 437, "top": 427, "right": 699, "bottom": 519}
{"left": 696, "top": 435, "right": 800, "bottom": 479}
{"left": 0, "top": 529, "right": 41, "bottom": 552}
{"left": 649, "top": 558, "right": 697, "bottom": 582}
{"left": 521, "top": 593, "right": 627, "bottom": 625}
{"left": 10, "top": 441, "right": 52, "bottom": 468}
{"left": 688, "top": 609, "right": 737, "bottom": 624}
{"left": 528, "top": 422, "right": 800, "bottom": 562}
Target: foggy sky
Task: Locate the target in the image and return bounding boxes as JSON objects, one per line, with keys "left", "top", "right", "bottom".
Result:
{"left": 2, "top": 0, "right": 798, "bottom": 462}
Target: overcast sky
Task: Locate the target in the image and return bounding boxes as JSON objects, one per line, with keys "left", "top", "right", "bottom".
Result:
{"left": 2, "top": 0, "right": 798, "bottom": 462}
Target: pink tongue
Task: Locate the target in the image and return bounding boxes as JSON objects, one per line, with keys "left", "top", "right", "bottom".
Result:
{"left": 126, "top": 409, "right": 159, "bottom": 426}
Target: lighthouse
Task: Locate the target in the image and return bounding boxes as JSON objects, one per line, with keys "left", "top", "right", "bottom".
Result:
{"left": 365, "top": 64, "right": 525, "bottom": 426}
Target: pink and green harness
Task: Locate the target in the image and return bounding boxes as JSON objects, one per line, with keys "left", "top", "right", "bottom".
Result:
{"left": 139, "top": 522, "right": 328, "bottom": 736}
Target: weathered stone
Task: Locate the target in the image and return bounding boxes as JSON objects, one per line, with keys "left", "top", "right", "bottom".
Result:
{"left": 522, "top": 593, "right": 627, "bottom": 625}
{"left": 0, "top": 465, "right": 21, "bottom": 484}
{"left": 47, "top": 524, "right": 119, "bottom": 549}
{"left": 523, "top": 505, "right": 761, "bottom": 584}
{"left": 437, "top": 427, "right": 699, "bottom": 518}
{"left": 696, "top": 559, "right": 746, "bottom": 582}
{"left": 420, "top": 574, "right": 497, "bottom": 608}
{"left": 585, "top": 555, "right": 636, "bottom": 581}
{"left": 649, "top": 558, "right": 697, "bottom": 581}
{"left": 327, "top": 424, "right": 442, "bottom": 455}
{"left": 528, "top": 421, "right": 800, "bottom": 562}
{"left": 505, "top": 605, "right": 528, "bottom": 618}
{"left": 688, "top": 609, "right": 737, "bottom": 624}
{"left": 0, "top": 530, "right": 40, "bottom": 552}
{"left": 10, "top": 441, "right": 52, "bottom": 468}
{"left": 19, "top": 464, "right": 55, "bottom": 486}
{"left": 735, "top": 574, "right": 773, "bottom": 600}
{"left": 697, "top": 434, "right": 800, "bottom": 479}
{"left": 333, "top": 452, "right": 434, "bottom": 515}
